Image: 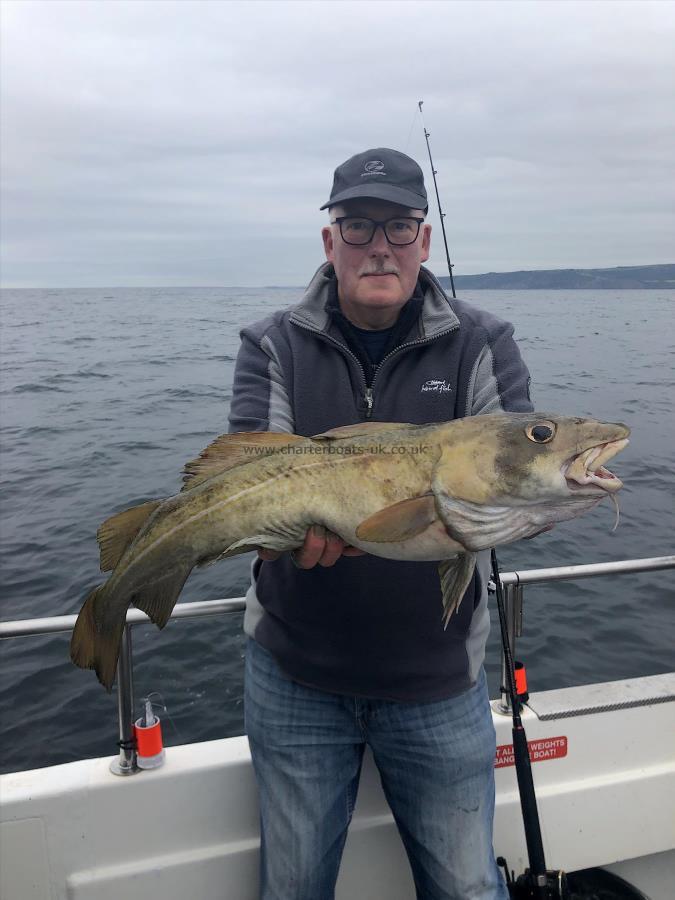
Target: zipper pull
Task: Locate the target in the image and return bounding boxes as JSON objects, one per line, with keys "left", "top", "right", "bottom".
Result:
{"left": 364, "top": 387, "right": 374, "bottom": 418}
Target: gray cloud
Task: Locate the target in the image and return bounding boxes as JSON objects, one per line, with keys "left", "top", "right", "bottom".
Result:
{"left": 1, "top": 0, "right": 674, "bottom": 286}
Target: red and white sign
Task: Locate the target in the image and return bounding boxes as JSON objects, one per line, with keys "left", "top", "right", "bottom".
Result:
{"left": 495, "top": 736, "right": 568, "bottom": 769}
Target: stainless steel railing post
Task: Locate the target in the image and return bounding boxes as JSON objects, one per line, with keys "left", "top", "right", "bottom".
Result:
{"left": 498, "top": 582, "right": 523, "bottom": 713}
{"left": 110, "top": 624, "right": 138, "bottom": 775}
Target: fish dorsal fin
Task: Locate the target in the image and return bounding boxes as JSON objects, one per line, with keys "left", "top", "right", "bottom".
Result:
{"left": 312, "top": 422, "right": 420, "bottom": 441}
{"left": 182, "top": 432, "right": 307, "bottom": 491}
{"left": 97, "top": 499, "right": 162, "bottom": 572}
{"left": 355, "top": 494, "right": 438, "bottom": 543}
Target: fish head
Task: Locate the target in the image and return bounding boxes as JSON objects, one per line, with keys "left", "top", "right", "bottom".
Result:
{"left": 430, "top": 413, "right": 630, "bottom": 550}
{"left": 501, "top": 413, "right": 630, "bottom": 502}
{"left": 434, "top": 413, "right": 630, "bottom": 506}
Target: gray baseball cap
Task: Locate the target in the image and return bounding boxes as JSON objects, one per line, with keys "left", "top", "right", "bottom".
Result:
{"left": 320, "top": 148, "right": 428, "bottom": 211}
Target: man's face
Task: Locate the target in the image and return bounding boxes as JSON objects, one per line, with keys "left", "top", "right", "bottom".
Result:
{"left": 321, "top": 199, "right": 431, "bottom": 318}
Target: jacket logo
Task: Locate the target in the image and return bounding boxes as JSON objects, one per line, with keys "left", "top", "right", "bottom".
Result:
{"left": 421, "top": 379, "right": 452, "bottom": 393}
{"left": 361, "top": 159, "right": 386, "bottom": 177}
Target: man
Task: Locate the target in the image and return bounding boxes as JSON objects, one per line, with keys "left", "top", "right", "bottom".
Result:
{"left": 228, "top": 148, "right": 532, "bottom": 899}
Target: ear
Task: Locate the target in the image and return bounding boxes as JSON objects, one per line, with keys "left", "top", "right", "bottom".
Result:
{"left": 420, "top": 223, "right": 431, "bottom": 262}
{"left": 322, "top": 226, "right": 335, "bottom": 262}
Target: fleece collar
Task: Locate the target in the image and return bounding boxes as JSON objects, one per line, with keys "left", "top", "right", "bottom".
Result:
{"left": 289, "top": 262, "right": 460, "bottom": 339}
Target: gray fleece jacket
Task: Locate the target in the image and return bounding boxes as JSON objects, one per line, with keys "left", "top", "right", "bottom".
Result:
{"left": 228, "top": 262, "right": 533, "bottom": 701}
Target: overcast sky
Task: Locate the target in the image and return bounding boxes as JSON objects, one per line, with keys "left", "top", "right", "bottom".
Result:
{"left": 1, "top": 0, "right": 674, "bottom": 287}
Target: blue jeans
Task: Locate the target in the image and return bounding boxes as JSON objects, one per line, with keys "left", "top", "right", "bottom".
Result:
{"left": 245, "top": 639, "right": 508, "bottom": 900}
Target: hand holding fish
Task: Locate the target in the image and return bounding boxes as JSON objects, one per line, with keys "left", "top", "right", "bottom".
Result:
{"left": 71, "top": 413, "right": 629, "bottom": 690}
{"left": 258, "top": 524, "right": 367, "bottom": 567}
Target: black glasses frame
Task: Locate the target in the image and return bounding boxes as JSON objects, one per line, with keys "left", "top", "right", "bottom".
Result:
{"left": 331, "top": 216, "right": 425, "bottom": 246}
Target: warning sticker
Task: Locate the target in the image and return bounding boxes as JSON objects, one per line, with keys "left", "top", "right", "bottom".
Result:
{"left": 495, "top": 736, "right": 568, "bottom": 768}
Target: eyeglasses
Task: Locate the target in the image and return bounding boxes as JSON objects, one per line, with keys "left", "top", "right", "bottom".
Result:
{"left": 332, "top": 216, "right": 425, "bottom": 246}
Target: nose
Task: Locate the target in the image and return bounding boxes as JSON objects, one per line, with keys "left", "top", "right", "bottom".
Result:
{"left": 368, "top": 224, "right": 390, "bottom": 255}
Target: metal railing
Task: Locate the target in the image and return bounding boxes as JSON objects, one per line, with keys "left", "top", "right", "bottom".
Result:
{"left": 1, "top": 556, "right": 673, "bottom": 774}
{"left": 493, "top": 555, "right": 675, "bottom": 714}
{"left": 0, "top": 597, "right": 246, "bottom": 775}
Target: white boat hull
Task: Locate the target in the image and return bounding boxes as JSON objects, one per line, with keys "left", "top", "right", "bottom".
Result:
{"left": 2, "top": 673, "right": 674, "bottom": 900}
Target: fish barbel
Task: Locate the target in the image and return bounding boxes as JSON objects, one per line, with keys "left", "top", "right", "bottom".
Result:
{"left": 71, "top": 413, "right": 629, "bottom": 689}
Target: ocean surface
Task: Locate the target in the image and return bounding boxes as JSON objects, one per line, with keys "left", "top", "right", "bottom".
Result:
{"left": 0, "top": 286, "right": 673, "bottom": 775}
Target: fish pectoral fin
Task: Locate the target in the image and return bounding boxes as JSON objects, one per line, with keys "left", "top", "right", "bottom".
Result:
{"left": 438, "top": 553, "right": 477, "bottom": 628}
{"left": 355, "top": 494, "right": 438, "bottom": 543}
{"left": 131, "top": 564, "right": 192, "bottom": 629}
{"left": 312, "top": 422, "right": 420, "bottom": 440}
{"left": 181, "top": 432, "right": 308, "bottom": 491}
{"left": 97, "top": 500, "right": 163, "bottom": 572}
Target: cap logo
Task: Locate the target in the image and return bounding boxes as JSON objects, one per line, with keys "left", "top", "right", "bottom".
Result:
{"left": 362, "top": 159, "right": 386, "bottom": 177}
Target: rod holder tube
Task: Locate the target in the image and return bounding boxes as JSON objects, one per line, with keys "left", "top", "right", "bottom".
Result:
{"left": 499, "top": 583, "right": 521, "bottom": 713}
{"left": 110, "top": 624, "right": 137, "bottom": 776}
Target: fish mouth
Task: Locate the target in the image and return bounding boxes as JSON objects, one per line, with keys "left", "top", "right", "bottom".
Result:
{"left": 563, "top": 438, "right": 629, "bottom": 493}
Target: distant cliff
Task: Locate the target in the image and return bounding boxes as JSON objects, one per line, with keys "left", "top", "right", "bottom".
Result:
{"left": 437, "top": 263, "right": 675, "bottom": 290}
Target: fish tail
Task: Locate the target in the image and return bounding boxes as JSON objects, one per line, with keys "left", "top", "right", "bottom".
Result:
{"left": 70, "top": 584, "right": 125, "bottom": 693}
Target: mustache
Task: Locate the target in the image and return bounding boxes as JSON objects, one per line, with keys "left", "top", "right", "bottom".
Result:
{"left": 359, "top": 264, "right": 400, "bottom": 277}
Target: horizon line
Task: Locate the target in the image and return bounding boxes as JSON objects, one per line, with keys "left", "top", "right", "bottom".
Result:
{"left": 1, "top": 261, "right": 673, "bottom": 291}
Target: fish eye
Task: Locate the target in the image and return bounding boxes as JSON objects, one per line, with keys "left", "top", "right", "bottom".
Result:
{"left": 526, "top": 422, "right": 556, "bottom": 443}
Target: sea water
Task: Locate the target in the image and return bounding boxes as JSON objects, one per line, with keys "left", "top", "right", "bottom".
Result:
{"left": 0, "top": 286, "right": 673, "bottom": 773}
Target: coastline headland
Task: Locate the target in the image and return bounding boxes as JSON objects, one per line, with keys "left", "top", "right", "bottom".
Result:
{"left": 438, "top": 263, "right": 675, "bottom": 290}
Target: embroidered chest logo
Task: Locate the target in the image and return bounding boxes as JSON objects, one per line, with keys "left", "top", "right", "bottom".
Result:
{"left": 421, "top": 379, "right": 452, "bottom": 394}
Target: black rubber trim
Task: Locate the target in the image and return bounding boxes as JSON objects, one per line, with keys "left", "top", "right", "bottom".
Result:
{"left": 566, "top": 867, "right": 651, "bottom": 900}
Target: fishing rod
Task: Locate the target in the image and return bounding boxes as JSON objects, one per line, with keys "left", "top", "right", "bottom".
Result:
{"left": 417, "top": 100, "right": 456, "bottom": 298}
{"left": 418, "top": 102, "right": 568, "bottom": 900}
{"left": 491, "top": 553, "right": 568, "bottom": 899}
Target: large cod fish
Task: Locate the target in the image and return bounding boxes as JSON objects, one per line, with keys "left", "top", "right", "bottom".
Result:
{"left": 71, "top": 413, "right": 629, "bottom": 689}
